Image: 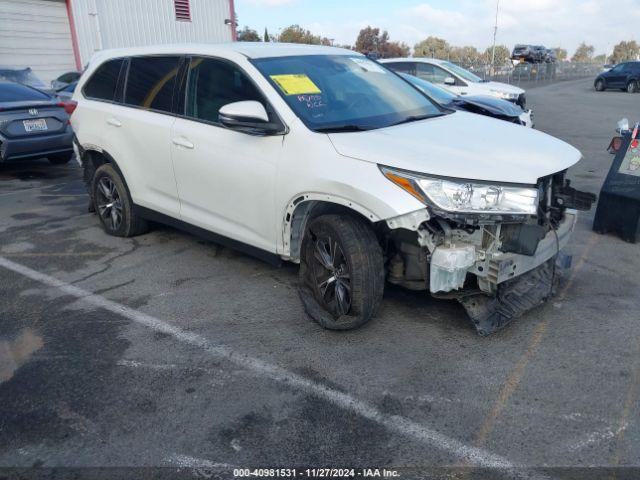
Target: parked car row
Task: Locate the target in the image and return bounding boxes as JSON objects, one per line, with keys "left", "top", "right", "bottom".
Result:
{"left": 397, "top": 72, "right": 534, "bottom": 127}
{"left": 511, "top": 44, "right": 556, "bottom": 64}
{"left": 380, "top": 57, "right": 527, "bottom": 108}
{"left": 66, "top": 43, "right": 594, "bottom": 336}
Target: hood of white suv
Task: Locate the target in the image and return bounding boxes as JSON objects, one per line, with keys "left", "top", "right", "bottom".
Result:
{"left": 327, "top": 111, "right": 581, "bottom": 185}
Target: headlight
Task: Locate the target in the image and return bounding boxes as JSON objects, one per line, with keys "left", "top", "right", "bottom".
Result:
{"left": 380, "top": 166, "right": 539, "bottom": 215}
{"left": 490, "top": 90, "right": 518, "bottom": 100}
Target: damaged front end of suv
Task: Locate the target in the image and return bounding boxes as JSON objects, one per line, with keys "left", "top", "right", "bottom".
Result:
{"left": 380, "top": 166, "right": 596, "bottom": 336}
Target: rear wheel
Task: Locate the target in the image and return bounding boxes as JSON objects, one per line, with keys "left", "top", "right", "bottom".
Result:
{"left": 92, "top": 164, "right": 148, "bottom": 237}
{"left": 298, "top": 214, "right": 384, "bottom": 330}
{"left": 594, "top": 79, "right": 605, "bottom": 92}
{"left": 627, "top": 80, "right": 638, "bottom": 93}
{"left": 48, "top": 152, "right": 73, "bottom": 165}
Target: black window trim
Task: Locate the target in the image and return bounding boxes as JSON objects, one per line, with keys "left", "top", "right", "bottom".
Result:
{"left": 79, "top": 53, "right": 288, "bottom": 135}
{"left": 81, "top": 57, "right": 128, "bottom": 104}
{"left": 120, "top": 54, "right": 186, "bottom": 117}
{"left": 176, "top": 54, "right": 287, "bottom": 135}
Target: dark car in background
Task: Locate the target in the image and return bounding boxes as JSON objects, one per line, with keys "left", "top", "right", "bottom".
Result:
{"left": 595, "top": 62, "right": 640, "bottom": 93}
{"left": 0, "top": 67, "right": 52, "bottom": 93}
{"left": 0, "top": 81, "right": 75, "bottom": 164}
{"left": 544, "top": 49, "right": 557, "bottom": 63}
{"left": 399, "top": 73, "right": 534, "bottom": 127}
{"left": 51, "top": 71, "right": 82, "bottom": 91}
{"left": 55, "top": 81, "right": 77, "bottom": 102}
{"left": 512, "top": 44, "right": 549, "bottom": 63}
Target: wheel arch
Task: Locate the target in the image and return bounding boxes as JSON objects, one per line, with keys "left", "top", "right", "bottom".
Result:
{"left": 79, "top": 146, "right": 132, "bottom": 200}
{"left": 282, "top": 194, "right": 382, "bottom": 263}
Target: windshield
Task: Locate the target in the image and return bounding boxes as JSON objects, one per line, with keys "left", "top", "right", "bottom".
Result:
{"left": 0, "top": 68, "right": 47, "bottom": 89}
{"left": 440, "top": 61, "right": 483, "bottom": 83}
{"left": 399, "top": 73, "right": 457, "bottom": 105}
{"left": 252, "top": 55, "right": 445, "bottom": 132}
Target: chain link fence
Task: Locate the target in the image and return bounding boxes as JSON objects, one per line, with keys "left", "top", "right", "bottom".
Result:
{"left": 457, "top": 62, "right": 602, "bottom": 87}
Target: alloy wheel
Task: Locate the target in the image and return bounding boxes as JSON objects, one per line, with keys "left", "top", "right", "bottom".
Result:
{"left": 310, "top": 233, "right": 352, "bottom": 317}
{"left": 96, "top": 177, "right": 123, "bottom": 231}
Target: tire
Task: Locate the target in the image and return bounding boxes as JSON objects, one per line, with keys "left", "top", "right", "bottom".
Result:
{"left": 298, "top": 214, "right": 384, "bottom": 330}
{"left": 48, "top": 152, "right": 73, "bottom": 165}
{"left": 594, "top": 79, "right": 605, "bottom": 92}
{"left": 627, "top": 80, "right": 638, "bottom": 93}
{"left": 92, "top": 163, "right": 148, "bottom": 237}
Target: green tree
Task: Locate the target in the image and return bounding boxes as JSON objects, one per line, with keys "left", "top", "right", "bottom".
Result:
{"left": 593, "top": 53, "right": 607, "bottom": 64}
{"left": 481, "top": 45, "right": 510, "bottom": 66}
{"left": 571, "top": 42, "right": 595, "bottom": 63}
{"left": 354, "top": 26, "right": 409, "bottom": 58}
{"left": 414, "top": 37, "right": 450, "bottom": 59}
{"left": 354, "top": 26, "right": 382, "bottom": 55}
{"left": 449, "top": 45, "right": 481, "bottom": 65}
{"left": 553, "top": 47, "right": 568, "bottom": 61}
{"left": 264, "top": 27, "right": 270, "bottom": 43}
{"left": 278, "top": 24, "right": 330, "bottom": 45}
{"left": 237, "top": 26, "right": 261, "bottom": 42}
{"left": 383, "top": 41, "right": 410, "bottom": 58}
{"left": 609, "top": 40, "right": 640, "bottom": 64}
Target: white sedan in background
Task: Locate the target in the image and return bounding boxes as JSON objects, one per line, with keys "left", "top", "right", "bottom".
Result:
{"left": 381, "top": 57, "right": 527, "bottom": 108}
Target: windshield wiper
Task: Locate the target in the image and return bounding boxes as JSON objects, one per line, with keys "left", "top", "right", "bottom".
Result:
{"left": 314, "top": 124, "right": 373, "bottom": 133}
{"left": 389, "top": 113, "right": 442, "bottom": 127}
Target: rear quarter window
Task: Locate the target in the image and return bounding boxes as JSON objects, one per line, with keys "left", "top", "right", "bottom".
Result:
{"left": 83, "top": 59, "right": 124, "bottom": 101}
{"left": 0, "top": 82, "right": 50, "bottom": 102}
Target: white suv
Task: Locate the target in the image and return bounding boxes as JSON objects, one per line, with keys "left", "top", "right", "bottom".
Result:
{"left": 72, "top": 43, "right": 593, "bottom": 335}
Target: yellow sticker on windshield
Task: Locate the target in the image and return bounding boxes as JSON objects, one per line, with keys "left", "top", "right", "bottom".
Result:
{"left": 270, "top": 74, "right": 321, "bottom": 95}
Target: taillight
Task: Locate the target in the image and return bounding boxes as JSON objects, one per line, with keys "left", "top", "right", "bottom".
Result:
{"left": 57, "top": 101, "right": 77, "bottom": 116}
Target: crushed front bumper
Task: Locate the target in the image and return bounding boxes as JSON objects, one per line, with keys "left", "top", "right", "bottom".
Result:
{"left": 469, "top": 210, "right": 576, "bottom": 288}
{"left": 458, "top": 211, "right": 577, "bottom": 336}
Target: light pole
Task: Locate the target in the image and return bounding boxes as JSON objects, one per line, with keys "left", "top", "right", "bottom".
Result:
{"left": 490, "top": 0, "right": 500, "bottom": 75}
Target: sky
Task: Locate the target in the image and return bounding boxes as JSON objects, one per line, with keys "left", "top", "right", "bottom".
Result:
{"left": 234, "top": 0, "right": 640, "bottom": 56}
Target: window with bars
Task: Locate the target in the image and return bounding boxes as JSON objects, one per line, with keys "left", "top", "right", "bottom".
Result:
{"left": 174, "top": 0, "right": 191, "bottom": 21}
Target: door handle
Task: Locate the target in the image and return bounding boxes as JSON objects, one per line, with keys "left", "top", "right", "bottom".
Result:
{"left": 172, "top": 137, "right": 194, "bottom": 149}
{"left": 107, "top": 117, "right": 122, "bottom": 127}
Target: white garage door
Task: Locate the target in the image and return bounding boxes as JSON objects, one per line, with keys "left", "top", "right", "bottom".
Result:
{"left": 0, "top": 0, "right": 76, "bottom": 84}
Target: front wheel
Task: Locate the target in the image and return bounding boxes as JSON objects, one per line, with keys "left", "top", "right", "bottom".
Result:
{"left": 298, "top": 214, "right": 384, "bottom": 330}
{"left": 92, "top": 164, "right": 148, "bottom": 237}
{"left": 594, "top": 79, "right": 605, "bottom": 92}
{"left": 627, "top": 80, "right": 638, "bottom": 93}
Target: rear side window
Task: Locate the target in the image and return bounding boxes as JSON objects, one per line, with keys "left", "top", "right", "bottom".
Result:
{"left": 385, "top": 62, "right": 416, "bottom": 76}
{"left": 0, "top": 82, "right": 50, "bottom": 102}
{"left": 416, "top": 64, "right": 451, "bottom": 84}
{"left": 83, "top": 59, "right": 124, "bottom": 101}
{"left": 185, "top": 57, "right": 264, "bottom": 123}
{"left": 124, "top": 56, "right": 181, "bottom": 113}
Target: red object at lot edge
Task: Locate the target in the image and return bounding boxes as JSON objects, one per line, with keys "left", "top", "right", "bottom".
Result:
{"left": 57, "top": 101, "right": 77, "bottom": 116}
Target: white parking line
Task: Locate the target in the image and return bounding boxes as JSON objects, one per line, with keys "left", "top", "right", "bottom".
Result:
{"left": 0, "top": 256, "right": 519, "bottom": 472}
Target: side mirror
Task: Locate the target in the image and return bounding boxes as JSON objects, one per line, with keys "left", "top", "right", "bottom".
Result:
{"left": 219, "top": 101, "right": 280, "bottom": 135}
{"left": 444, "top": 77, "right": 456, "bottom": 86}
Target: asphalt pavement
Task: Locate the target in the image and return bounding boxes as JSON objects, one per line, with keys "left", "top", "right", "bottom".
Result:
{"left": 1, "top": 78, "right": 640, "bottom": 479}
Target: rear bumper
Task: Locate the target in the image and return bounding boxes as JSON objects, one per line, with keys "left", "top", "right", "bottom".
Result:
{"left": 0, "top": 130, "right": 74, "bottom": 162}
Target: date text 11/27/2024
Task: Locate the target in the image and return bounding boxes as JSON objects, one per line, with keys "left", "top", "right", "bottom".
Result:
{"left": 233, "top": 468, "right": 400, "bottom": 478}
